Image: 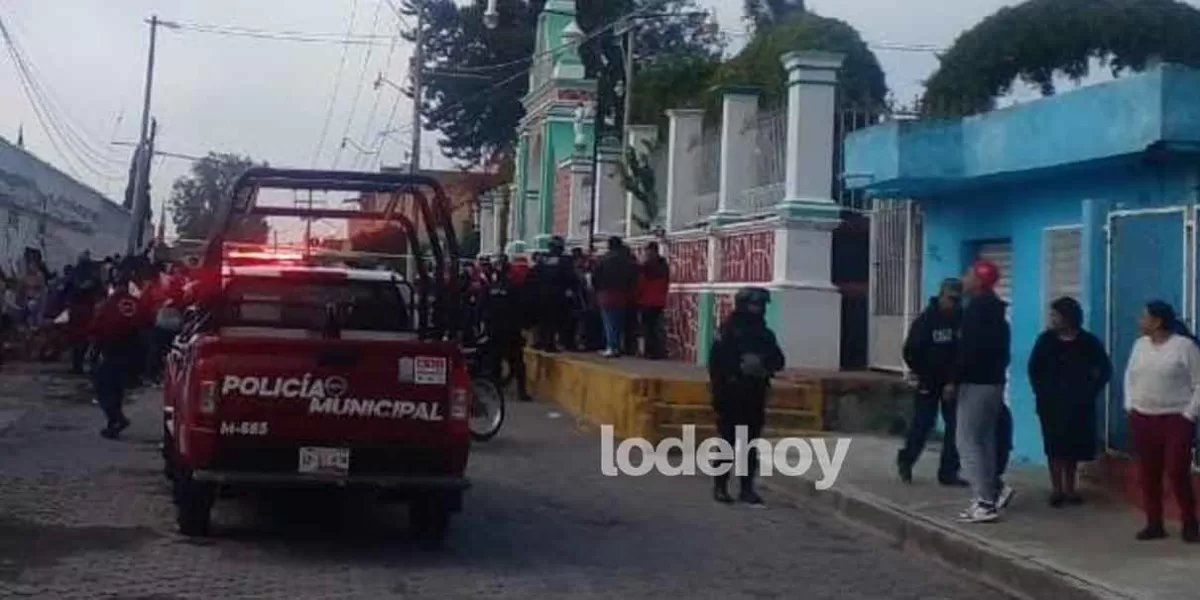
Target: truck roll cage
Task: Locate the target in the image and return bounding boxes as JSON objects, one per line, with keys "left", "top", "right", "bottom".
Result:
{"left": 201, "top": 167, "right": 464, "bottom": 341}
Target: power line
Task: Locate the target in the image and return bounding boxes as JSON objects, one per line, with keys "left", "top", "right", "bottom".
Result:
{"left": 332, "top": 0, "right": 387, "bottom": 170}
{"left": 167, "top": 22, "right": 392, "bottom": 45}
{"left": 381, "top": 0, "right": 413, "bottom": 30}
{"left": 169, "top": 20, "right": 393, "bottom": 39}
{"left": 0, "top": 10, "right": 126, "bottom": 170}
{"left": 0, "top": 14, "right": 123, "bottom": 181}
{"left": 723, "top": 27, "right": 945, "bottom": 53}
{"left": 310, "top": 0, "right": 361, "bottom": 168}
{"left": 351, "top": 31, "right": 401, "bottom": 170}
{"left": 374, "top": 1, "right": 656, "bottom": 168}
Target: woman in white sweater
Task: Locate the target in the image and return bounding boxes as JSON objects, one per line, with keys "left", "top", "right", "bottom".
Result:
{"left": 1124, "top": 300, "right": 1200, "bottom": 542}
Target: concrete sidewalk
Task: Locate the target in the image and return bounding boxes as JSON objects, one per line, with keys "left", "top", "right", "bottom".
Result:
{"left": 762, "top": 435, "right": 1199, "bottom": 600}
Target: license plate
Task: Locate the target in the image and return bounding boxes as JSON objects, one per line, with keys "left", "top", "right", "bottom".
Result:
{"left": 298, "top": 447, "right": 350, "bottom": 476}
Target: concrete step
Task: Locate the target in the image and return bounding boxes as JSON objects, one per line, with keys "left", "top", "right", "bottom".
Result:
{"left": 653, "top": 379, "right": 822, "bottom": 412}
{"left": 655, "top": 423, "right": 824, "bottom": 443}
{"left": 655, "top": 404, "right": 822, "bottom": 432}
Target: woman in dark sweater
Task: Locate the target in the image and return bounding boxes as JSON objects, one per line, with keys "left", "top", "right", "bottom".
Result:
{"left": 1027, "top": 297, "right": 1112, "bottom": 507}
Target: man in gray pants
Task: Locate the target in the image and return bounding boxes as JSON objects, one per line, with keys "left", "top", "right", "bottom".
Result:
{"left": 947, "top": 260, "right": 1012, "bottom": 523}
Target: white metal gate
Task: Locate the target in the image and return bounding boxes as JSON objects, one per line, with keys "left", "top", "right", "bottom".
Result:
{"left": 868, "top": 199, "right": 922, "bottom": 372}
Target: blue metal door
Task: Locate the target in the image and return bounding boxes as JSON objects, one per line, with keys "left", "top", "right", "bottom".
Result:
{"left": 1107, "top": 209, "right": 1186, "bottom": 453}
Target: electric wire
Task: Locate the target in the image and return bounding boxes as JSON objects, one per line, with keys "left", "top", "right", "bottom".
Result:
{"left": 310, "top": 0, "right": 361, "bottom": 168}
{"left": 0, "top": 10, "right": 126, "bottom": 169}
{"left": 0, "top": 14, "right": 123, "bottom": 181}
{"left": 168, "top": 22, "right": 391, "bottom": 46}
{"left": 332, "top": 0, "right": 387, "bottom": 170}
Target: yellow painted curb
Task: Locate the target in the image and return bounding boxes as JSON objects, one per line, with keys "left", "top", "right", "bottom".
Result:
{"left": 524, "top": 349, "right": 828, "bottom": 444}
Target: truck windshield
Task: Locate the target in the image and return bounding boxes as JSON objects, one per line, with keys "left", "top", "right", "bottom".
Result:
{"left": 220, "top": 276, "right": 411, "bottom": 332}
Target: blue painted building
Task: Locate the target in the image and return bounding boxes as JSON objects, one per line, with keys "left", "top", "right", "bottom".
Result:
{"left": 846, "top": 64, "right": 1200, "bottom": 465}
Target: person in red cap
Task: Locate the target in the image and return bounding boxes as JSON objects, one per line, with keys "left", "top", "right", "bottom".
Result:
{"left": 950, "top": 259, "right": 1012, "bottom": 523}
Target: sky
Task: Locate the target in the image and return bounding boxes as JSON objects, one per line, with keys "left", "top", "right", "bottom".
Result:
{"left": 0, "top": 0, "right": 1190, "bottom": 241}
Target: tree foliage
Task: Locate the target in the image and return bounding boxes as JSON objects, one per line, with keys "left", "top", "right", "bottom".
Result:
{"left": 575, "top": 0, "right": 723, "bottom": 137}
{"left": 404, "top": 0, "right": 542, "bottom": 166}
{"left": 169, "top": 153, "right": 269, "bottom": 243}
{"left": 411, "top": 0, "right": 721, "bottom": 167}
{"left": 743, "top": 0, "right": 806, "bottom": 31}
{"left": 349, "top": 224, "right": 410, "bottom": 255}
{"left": 715, "top": 11, "right": 888, "bottom": 111}
{"left": 620, "top": 140, "right": 662, "bottom": 232}
{"left": 922, "top": 0, "right": 1200, "bottom": 116}
{"left": 628, "top": 54, "right": 722, "bottom": 129}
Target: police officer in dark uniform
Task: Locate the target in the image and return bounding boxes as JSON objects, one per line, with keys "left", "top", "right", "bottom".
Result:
{"left": 485, "top": 253, "right": 532, "bottom": 402}
{"left": 89, "top": 270, "right": 142, "bottom": 439}
{"left": 708, "top": 287, "right": 785, "bottom": 505}
{"left": 528, "top": 236, "right": 579, "bottom": 352}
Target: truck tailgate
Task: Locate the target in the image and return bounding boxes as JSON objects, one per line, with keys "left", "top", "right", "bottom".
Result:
{"left": 199, "top": 337, "right": 463, "bottom": 446}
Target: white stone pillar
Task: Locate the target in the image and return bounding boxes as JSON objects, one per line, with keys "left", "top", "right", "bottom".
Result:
{"left": 624, "top": 125, "right": 659, "bottom": 238}
{"left": 479, "top": 193, "right": 496, "bottom": 255}
{"left": 765, "top": 51, "right": 847, "bottom": 371}
{"left": 664, "top": 109, "right": 704, "bottom": 233}
{"left": 714, "top": 88, "right": 760, "bottom": 223}
{"left": 594, "top": 137, "right": 625, "bottom": 239}
{"left": 566, "top": 154, "right": 593, "bottom": 244}
{"left": 779, "top": 51, "right": 844, "bottom": 217}
{"left": 491, "top": 193, "right": 504, "bottom": 255}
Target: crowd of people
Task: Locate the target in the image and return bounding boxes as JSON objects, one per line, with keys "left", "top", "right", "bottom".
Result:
{"left": 0, "top": 246, "right": 188, "bottom": 440}
{"left": 460, "top": 235, "right": 672, "bottom": 399}
{"left": 898, "top": 260, "right": 1198, "bottom": 542}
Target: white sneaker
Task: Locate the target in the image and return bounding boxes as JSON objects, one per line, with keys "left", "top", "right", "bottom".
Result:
{"left": 600, "top": 349, "right": 617, "bottom": 358}
{"left": 997, "top": 485, "right": 1016, "bottom": 510}
{"left": 956, "top": 500, "right": 999, "bottom": 523}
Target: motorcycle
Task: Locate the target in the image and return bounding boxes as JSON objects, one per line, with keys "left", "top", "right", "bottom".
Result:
{"left": 462, "top": 336, "right": 506, "bottom": 442}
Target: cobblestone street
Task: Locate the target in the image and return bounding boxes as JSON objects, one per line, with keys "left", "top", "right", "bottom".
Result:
{"left": 0, "top": 370, "right": 1010, "bottom": 600}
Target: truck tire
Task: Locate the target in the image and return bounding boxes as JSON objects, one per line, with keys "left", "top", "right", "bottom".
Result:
{"left": 174, "top": 471, "right": 215, "bottom": 537}
{"left": 409, "top": 500, "right": 451, "bottom": 547}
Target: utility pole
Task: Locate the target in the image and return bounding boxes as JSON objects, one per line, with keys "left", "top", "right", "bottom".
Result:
{"left": 127, "top": 15, "right": 166, "bottom": 256}
{"left": 304, "top": 190, "right": 314, "bottom": 254}
{"left": 619, "top": 19, "right": 636, "bottom": 149}
{"left": 409, "top": 5, "right": 424, "bottom": 175}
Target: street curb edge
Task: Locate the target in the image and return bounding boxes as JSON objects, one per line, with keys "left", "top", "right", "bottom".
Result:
{"left": 760, "top": 477, "right": 1135, "bottom": 600}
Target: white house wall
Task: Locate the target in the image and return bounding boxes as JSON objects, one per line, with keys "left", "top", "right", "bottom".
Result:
{"left": 0, "top": 137, "right": 131, "bottom": 271}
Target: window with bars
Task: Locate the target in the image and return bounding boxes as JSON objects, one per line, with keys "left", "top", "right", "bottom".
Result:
{"left": 1043, "top": 227, "right": 1083, "bottom": 309}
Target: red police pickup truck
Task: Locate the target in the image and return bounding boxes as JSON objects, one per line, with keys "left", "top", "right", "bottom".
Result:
{"left": 162, "top": 168, "right": 471, "bottom": 542}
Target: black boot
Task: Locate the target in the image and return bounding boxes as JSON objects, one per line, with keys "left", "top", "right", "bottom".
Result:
{"left": 713, "top": 476, "right": 733, "bottom": 504}
{"left": 1183, "top": 521, "right": 1199, "bottom": 544}
{"left": 739, "top": 478, "right": 764, "bottom": 506}
{"left": 896, "top": 452, "right": 913, "bottom": 484}
{"left": 1136, "top": 523, "right": 1167, "bottom": 541}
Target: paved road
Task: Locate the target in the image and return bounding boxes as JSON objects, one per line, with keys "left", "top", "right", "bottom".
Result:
{"left": 0, "top": 371, "right": 1010, "bottom": 599}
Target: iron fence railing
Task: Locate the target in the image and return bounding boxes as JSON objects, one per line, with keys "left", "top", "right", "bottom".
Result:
{"left": 694, "top": 128, "right": 722, "bottom": 197}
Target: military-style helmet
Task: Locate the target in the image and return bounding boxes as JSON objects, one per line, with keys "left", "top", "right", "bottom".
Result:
{"left": 548, "top": 236, "right": 566, "bottom": 254}
{"left": 734, "top": 287, "right": 771, "bottom": 310}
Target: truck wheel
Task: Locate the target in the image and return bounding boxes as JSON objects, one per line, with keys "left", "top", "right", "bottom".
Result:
{"left": 174, "top": 472, "right": 215, "bottom": 537}
{"left": 409, "top": 500, "right": 451, "bottom": 547}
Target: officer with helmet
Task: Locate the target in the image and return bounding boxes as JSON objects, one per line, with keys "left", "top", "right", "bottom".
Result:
{"left": 528, "top": 236, "right": 579, "bottom": 352}
{"left": 484, "top": 252, "right": 532, "bottom": 402}
{"left": 708, "top": 286, "right": 785, "bottom": 505}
